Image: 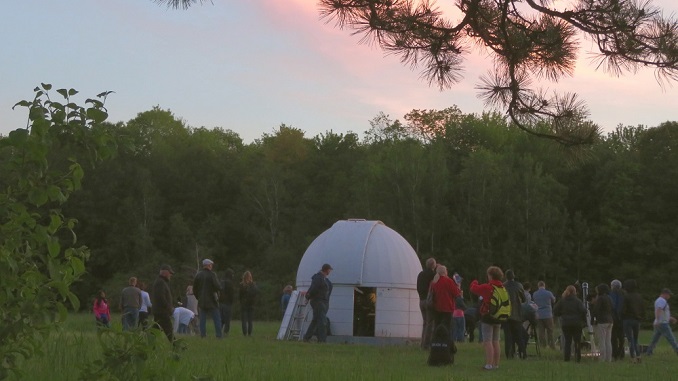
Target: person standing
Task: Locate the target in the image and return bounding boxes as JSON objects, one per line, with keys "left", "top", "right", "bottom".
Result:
{"left": 533, "top": 281, "right": 556, "bottom": 350}
{"left": 645, "top": 288, "right": 678, "bottom": 356}
{"left": 503, "top": 270, "right": 527, "bottom": 359}
{"left": 303, "top": 264, "right": 333, "bottom": 343}
{"left": 151, "top": 264, "right": 175, "bottom": 342}
{"left": 185, "top": 284, "right": 199, "bottom": 335}
{"left": 430, "top": 265, "right": 461, "bottom": 344}
{"left": 417, "top": 257, "right": 437, "bottom": 349}
{"left": 470, "top": 266, "right": 506, "bottom": 371}
{"left": 592, "top": 283, "right": 613, "bottom": 362}
{"left": 193, "top": 258, "right": 223, "bottom": 338}
{"left": 93, "top": 290, "right": 111, "bottom": 328}
{"left": 452, "top": 291, "right": 467, "bottom": 343}
{"left": 120, "top": 277, "right": 142, "bottom": 331}
{"left": 239, "top": 270, "right": 258, "bottom": 336}
{"left": 622, "top": 279, "right": 644, "bottom": 363}
{"left": 219, "top": 269, "right": 235, "bottom": 336}
{"left": 281, "top": 285, "right": 294, "bottom": 316}
{"left": 553, "top": 285, "right": 586, "bottom": 362}
{"left": 609, "top": 279, "right": 626, "bottom": 360}
{"left": 138, "top": 281, "right": 152, "bottom": 330}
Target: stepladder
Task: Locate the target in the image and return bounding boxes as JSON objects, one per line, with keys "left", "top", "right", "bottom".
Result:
{"left": 276, "top": 290, "right": 311, "bottom": 340}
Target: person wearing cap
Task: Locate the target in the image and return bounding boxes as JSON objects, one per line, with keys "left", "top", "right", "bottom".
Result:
{"left": 193, "top": 259, "right": 223, "bottom": 338}
{"left": 503, "top": 269, "right": 526, "bottom": 359}
{"left": 303, "top": 263, "right": 333, "bottom": 343}
{"left": 120, "top": 277, "right": 142, "bottom": 331}
{"left": 645, "top": 288, "right": 678, "bottom": 356}
{"left": 609, "top": 279, "right": 626, "bottom": 360}
{"left": 151, "top": 264, "right": 175, "bottom": 342}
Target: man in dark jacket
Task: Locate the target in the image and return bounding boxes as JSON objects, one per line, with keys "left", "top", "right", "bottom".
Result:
{"left": 417, "top": 257, "right": 436, "bottom": 349}
{"left": 303, "top": 263, "right": 333, "bottom": 343}
{"left": 609, "top": 279, "right": 625, "bottom": 360}
{"left": 503, "top": 269, "right": 527, "bottom": 359}
{"left": 219, "top": 269, "right": 235, "bottom": 336}
{"left": 193, "top": 258, "right": 223, "bottom": 338}
{"left": 151, "top": 264, "right": 175, "bottom": 342}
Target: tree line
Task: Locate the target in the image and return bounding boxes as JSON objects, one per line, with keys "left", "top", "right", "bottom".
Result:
{"left": 6, "top": 104, "right": 676, "bottom": 320}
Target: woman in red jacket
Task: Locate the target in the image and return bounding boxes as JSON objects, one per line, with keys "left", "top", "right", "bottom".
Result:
{"left": 430, "top": 265, "right": 461, "bottom": 341}
{"left": 470, "top": 266, "right": 505, "bottom": 371}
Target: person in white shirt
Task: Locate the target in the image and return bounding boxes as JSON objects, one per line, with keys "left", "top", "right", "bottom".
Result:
{"left": 138, "top": 282, "right": 152, "bottom": 330}
{"left": 173, "top": 305, "right": 196, "bottom": 334}
{"left": 645, "top": 288, "right": 678, "bottom": 355}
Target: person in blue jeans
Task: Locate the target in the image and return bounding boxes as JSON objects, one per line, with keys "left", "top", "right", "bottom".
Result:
{"left": 646, "top": 288, "right": 678, "bottom": 355}
{"left": 193, "top": 258, "right": 223, "bottom": 338}
{"left": 120, "top": 277, "right": 142, "bottom": 331}
{"left": 303, "top": 264, "right": 333, "bottom": 343}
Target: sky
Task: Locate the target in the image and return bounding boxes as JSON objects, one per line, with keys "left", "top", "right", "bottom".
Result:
{"left": 1, "top": 0, "right": 677, "bottom": 143}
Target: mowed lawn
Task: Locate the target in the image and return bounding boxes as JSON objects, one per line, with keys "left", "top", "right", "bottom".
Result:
{"left": 9, "top": 314, "right": 678, "bottom": 381}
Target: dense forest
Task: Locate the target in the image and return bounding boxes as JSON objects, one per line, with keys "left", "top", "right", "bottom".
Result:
{"left": 4, "top": 105, "right": 677, "bottom": 320}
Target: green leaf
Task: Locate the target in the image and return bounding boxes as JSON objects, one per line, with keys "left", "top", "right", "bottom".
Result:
{"left": 41, "top": 83, "right": 52, "bottom": 90}
{"left": 47, "top": 185, "right": 66, "bottom": 204}
{"left": 12, "top": 100, "right": 31, "bottom": 109}
{"left": 48, "top": 239, "right": 61, "bottom": 258}
{"left": 47, "top": 237, "right": 61, "bottom": 258}
{"left": 97, "top": 90, "right": 114, "bottom": 98}
{"left": 56, "top": 89, "right": 68, "bottom": 99}
{"left": 7, "top": 129, "right": 29, "bottom": 145}
{"left": 67, "top": 291, "right": 80, "bottom": 311}
{"left": 56, "top": 302, "right": 68, "bottom": 322}
{"left": 48, "top": 213, "right": 63, "bottom": 234}
{"left": 86, "top": 108, "right": 108, "bottom": 123}
{"left": 28, "top": 188, "right": 48, "bottom": 206}
{"left": 68, "top": 89, "right": 78, "bottom": 96}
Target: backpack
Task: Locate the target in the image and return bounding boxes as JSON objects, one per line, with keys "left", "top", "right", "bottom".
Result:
{"left": 483, "top": 285, "right": 511, "bottom": 323}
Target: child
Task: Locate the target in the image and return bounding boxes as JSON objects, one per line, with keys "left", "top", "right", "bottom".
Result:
{"left": 428, "top": 324, "right": 456, "bottom": 366}
{"left": 93, "top": 290, "right": 111, "bottom": 328}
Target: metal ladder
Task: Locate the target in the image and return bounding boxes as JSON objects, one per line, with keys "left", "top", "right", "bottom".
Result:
{"left": 277, "top": 290, "right": 312, "bottom": 340}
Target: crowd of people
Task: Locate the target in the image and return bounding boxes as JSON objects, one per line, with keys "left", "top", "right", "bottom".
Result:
{"left": 93, "top": 256, "right": 678, "bottom": 370}
{"left": 92, "top": 259, "right": 260, "bottom": 342}
{"left": 417, "top": 258, "right": 678, "bottom": 369}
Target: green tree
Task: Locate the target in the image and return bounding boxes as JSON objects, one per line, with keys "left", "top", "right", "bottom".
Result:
{"left": 0, "top": 85, "right": 114, "bottom": 379}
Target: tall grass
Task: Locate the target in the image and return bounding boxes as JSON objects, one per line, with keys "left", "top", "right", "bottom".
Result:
{"left": 8, "top": 313, "right": 678, "bottom": 380}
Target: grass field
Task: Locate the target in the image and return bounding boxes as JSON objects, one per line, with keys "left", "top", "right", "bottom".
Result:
{"left": 8, "top": 313, "right": 678, "bottom": 380}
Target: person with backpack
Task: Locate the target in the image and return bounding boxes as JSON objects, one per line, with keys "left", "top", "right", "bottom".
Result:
{"left": 502, "top": 270, "right": 527, "bottom": 359}
{"left": 471, "top": 266, "right": 510, "bottom": 371}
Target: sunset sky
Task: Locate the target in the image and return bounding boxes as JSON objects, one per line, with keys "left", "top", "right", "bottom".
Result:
{"left": 1, "top": 0, "right": 676, "bottom": 142}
